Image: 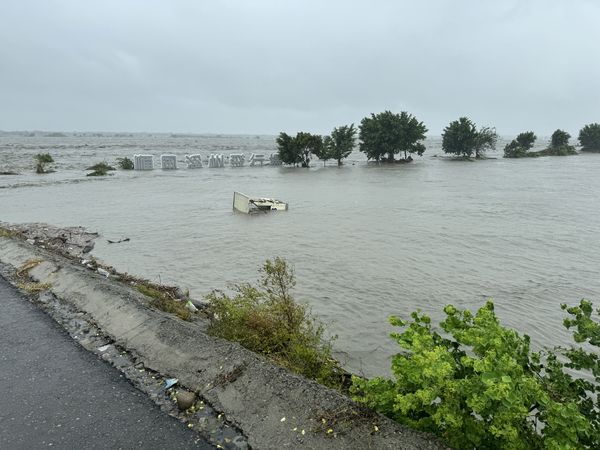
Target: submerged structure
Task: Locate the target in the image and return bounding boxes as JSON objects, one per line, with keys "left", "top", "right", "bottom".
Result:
{"left": 232, "top": 191, "right": 288, "bottom": 214}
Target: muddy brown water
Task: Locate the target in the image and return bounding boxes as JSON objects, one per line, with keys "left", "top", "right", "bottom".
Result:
{"left": 1, "top": 134, "right": 599, "bottom": 377}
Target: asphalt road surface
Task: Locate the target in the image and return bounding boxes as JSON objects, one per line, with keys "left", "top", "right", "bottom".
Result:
{"left": 0, "top": 275, "right": 213, "bottom": 449}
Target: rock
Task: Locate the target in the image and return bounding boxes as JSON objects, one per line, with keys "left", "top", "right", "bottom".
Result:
{"left": 176, "top": 390, "right": 196, "bottom": 411}
{"left": 232, "top": 436, "right": 248, "bottom": 450}
{"left": 26, "top": 239, "right": 35, "bottom": 245}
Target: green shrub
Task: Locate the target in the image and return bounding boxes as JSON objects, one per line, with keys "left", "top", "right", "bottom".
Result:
{"left": 352, "top": 300, "right": 599, "bottom": 449}
{"left": 205, "top": 257, "right": 345, "bottom": 388}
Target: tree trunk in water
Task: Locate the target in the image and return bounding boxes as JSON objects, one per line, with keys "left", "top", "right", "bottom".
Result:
{"left": 387, "top": 153, "right": 394, "bottom": 163}
{"left": 337, "top": 159, "right": 342, "bottom": 166}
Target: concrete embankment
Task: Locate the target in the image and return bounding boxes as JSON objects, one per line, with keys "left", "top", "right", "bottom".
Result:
{"left": 0, "top": 233, "right": 446, "bottom": 450}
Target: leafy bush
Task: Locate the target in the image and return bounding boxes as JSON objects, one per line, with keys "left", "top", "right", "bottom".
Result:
{"left": 579, "top": 123, "right": 600, "bottom": 152}
{"left": 352, "top": 301, "right": 599, "bottom": 449}
{"left": 205, "top": 257, "right": 345, "bottom": 388}
{"left": 117, "top": 157, "right": 134, "bottom": 170}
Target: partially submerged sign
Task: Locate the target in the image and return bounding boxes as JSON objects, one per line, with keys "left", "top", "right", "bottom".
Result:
{"left": 233, "top": 191, "right": 288, "bottom": 214}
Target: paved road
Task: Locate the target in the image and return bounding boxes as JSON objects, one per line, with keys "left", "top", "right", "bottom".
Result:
{"left": 0, "top": 276, "right": 213, "bottom": 449}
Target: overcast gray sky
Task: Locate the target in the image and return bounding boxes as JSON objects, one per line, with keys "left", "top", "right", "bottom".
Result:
{"left": 1, "top": 0, "right": 598, "bottom": 135}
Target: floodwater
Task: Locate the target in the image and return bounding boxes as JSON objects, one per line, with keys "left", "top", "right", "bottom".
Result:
{"left": 1, "top": 134, "right": 599, "bottom": 377}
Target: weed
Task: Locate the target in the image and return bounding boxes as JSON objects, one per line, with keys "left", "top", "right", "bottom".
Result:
{"left": 205, "top": 257, "right": 346, "bottom": 389}
{"left": 136, "top": 284, "right": 192, "bottom": 321}
{"left": 86, "top": 162, "right": 115, "bottom": 177}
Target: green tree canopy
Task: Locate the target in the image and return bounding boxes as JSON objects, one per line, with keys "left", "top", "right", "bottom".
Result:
{"left": 442, "top": 117, "right": 497, "bottom": 158}
{"left": 579, "top": 123, "right": 600, "bottom": 152}
{"left": 323, "top": 124, "right": 356, "bottom": 166}
{"left": 550, "top": 129, "right": 571, "bottom": 148}
{"left": 515, "top": 131, "right": 536, "bottom": 150}
{"left": 276, "top": 132, "right": 323, "bottom": 167}
{"left": 359, "top": 111, "right": 427, "bottom": 162}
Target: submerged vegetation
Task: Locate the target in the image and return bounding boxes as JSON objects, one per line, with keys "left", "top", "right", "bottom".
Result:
{"left": 117, "top": 157, "right": 134, "bottom": 170}
{"left": 359, "top": 110, "right": 427, "bottom": 162}
{"left": 86, "top": 162, "right": 116, "bottom": 176}
{"left": 504, "top": 129, "right": 577, "bottom": 158}
{"left": 579, "top": 123, "right": 600, "bottom": 152}
{"left": 276, "top": 131, "right": 324, "bottom": 167}
{"left": 205, "top": 257, "right": 346, "bottom": 389}
{"left": 442, "top": 117, "right": 498, "bottom": 158}
{"left": 352, "top": 300, "right": 600, "bottom": 449}
{"left": 34, "top": 153, "right": 54, "bottom": 174}
{"left": 322, "top": 124, "right": 357, "bottom": 166}
{"left": 504, "top": 131, "right": 537, "bottom": 158}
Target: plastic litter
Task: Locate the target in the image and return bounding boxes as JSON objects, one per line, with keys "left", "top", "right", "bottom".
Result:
{"left": 97, "top": 268, "right": 110, "bottom": 277}
{"left": 164, "top": 378, "right": 178, "bottom": 390}
{"left": 185, "top": 301, "right": 198, "bottom": 313}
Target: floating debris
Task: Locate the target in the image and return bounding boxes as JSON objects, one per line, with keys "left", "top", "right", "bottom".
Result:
{"left": 107, "top": 238, "right": 130, "bottom": 244}
{"left": 232, "top": 191, "right": 288, "bottom": 214}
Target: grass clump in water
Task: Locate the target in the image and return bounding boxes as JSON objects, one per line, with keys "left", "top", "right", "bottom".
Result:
{"left": 86, "top": 162, "right": 116, "bottom": 177}
{"left": 136, "top": 283, "right": 192, "bottom": 322}
{"left": 205, "top": 257, "right": 346, "bottom": 389}
{"left": 117, "top": 157, "right": 134, "bottom": 170}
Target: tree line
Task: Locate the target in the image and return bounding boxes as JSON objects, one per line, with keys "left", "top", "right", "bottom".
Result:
{"left": 276, "top": 112, "right": 600, "bottom": 166}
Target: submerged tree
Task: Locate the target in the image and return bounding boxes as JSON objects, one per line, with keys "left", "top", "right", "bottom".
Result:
{"left": 504, "top": 131, "right": 537, "bottom": 158}
{"left": 34, "top": 153, "right": 54, "bottom": 174}
{"left": 579, "top": 123, "right": 600, "bottom": 152}
{"left": 323, "top": 124, "right": 356, "bottom": 166}
{"left": 442, "top": 117, "right": 497, "bottom": 158}
{"left": 276, "top": 131, "right": 323, "bottom": 167}
{"left": 359, "top": 111, "right": 427, "bottom": 162}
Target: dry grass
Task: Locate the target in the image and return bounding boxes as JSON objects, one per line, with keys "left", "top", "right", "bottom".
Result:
{"left": 16, "top": 259, "right": 44, "bottom": 278}
{"left": 18, "top": 281, "right": 52, "bottom": 294}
